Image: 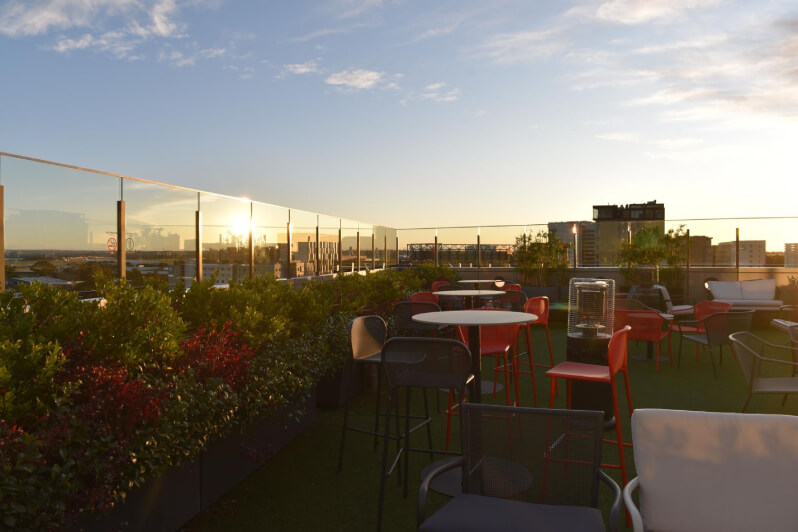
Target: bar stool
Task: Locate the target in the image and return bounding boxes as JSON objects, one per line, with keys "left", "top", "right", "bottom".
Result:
{"left": 546, "top": 326, "right": 633, "bottom": 488}
{"left": 377, "top": 337, "right": 472, "bottom": 531}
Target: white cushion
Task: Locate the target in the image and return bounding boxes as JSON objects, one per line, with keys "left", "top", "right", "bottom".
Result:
{"left": 741, "top": 279, "right": 776, "bottom": 300}
{"left": 707, "top": 281, "right": 742, "bottom": 300}
{"left": 713, "top": 299, "right": 783, "bottom": 309}
{"left": 632, "top": 409, "right": 798, "bottom": 532}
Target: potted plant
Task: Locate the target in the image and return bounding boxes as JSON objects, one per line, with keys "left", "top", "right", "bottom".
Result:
{"left": 513, "top": 230, "right": 570, "bottom": 300}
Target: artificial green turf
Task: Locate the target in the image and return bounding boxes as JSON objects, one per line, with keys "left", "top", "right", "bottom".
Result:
{"left": 184, "top": 322, "right": 798, "bottom": 532}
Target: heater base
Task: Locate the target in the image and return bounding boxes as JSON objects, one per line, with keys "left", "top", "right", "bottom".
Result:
{"left": 565, "top": 334, "right": 613, "bottom": 423}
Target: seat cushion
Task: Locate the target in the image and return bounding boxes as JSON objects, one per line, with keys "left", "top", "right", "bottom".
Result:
{"left": 740, "top": 279, "right": 776, "bottom": 300}
{"left": 708, "top": 281, "right": 742, "bottom": 299}
{"left": 713, "top": 299, "right": 783, "bottom": 309}
{"left": 420, "top": 494, "right": 604, "bottom": 532}
{"left": 632, "top": 409, "right": 798, "bottom": 532}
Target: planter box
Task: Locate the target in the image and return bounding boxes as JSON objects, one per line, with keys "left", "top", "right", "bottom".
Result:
{"left": 199, "top": 388, "right": 317, "bottom": 509}
{"left": 77, "top": 389, "right": 316, "bottom": 531}
{"left": 78, "top": 459, "right": 201, "bottom": 532}
{"left": 317, "top": 361, "right": 361, "bottom": 408}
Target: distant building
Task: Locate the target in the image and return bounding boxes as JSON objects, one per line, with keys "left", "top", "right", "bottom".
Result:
{"left": 714, "top": 240, "right": 766, "bottom": 266}
{"left": 786, "top": 243, "right": 798, "bottom": 267}
{"left": 592, "top": 200, "right": 665, "bottom": 265}
{"left": 7, "top": 276, "right": 74, "bottom": 289}
{"left": 547, "top": 221, "right": 598, "bottom": 267}
{"left": 689, "top": 235, "right": 713, "bottom": 266}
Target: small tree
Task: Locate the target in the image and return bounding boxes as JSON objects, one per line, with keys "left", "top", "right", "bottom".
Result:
{"left": 619, "top": 225, "right": 688, "bottom": 291}
{"left": 513, "top": 230, "right": 570, "bottom": 287}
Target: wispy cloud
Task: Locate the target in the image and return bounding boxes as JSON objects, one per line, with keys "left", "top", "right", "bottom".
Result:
{"left": 283, "top": 58, "right": 322, "bottom": 75}
{"left": 469, "top": 27, "right": 567, "bottom": 64}
{"left": 594, "top": 0, "right": 721, "bottom": 25}
{"left": 325, "top": 69, "right": 383, "bottom": 89}
{"left": 332, "top": 0, "right": 383, "bottom": 19}
{"left": 421, "top": 82, "right": 460, "bottom": 102}
{"left": 0, "top": 0, "right": 227, "bottom": 65}
{"left": 595, "top": 132, "right": 639, "bottom": 142}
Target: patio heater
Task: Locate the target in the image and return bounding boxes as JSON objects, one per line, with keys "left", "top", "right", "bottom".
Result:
{"left": 566, "top": 278, "right": 615, "bottom": 425}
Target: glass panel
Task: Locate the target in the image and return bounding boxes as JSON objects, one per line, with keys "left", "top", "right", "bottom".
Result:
{"left": 253, "top": 202, "right": 287, "bottom": 279}
{"left": 385, "top": 227, "right": 397, "bottom": 267}
{"left": 340, "top": 218, "right": 359, "bottom": 273}
{"left": 437, "top": 227, "right": 480, "bottom": 268}
{"left": 124, "top": 181, "right": 197, "bottom": 288}
{"left": 374, "top": 225, "right": 386, "bottom": 269}
{"left": 480, "top": 226, "right": 522, "bottom": 267}
{"left": 200, "top": 194, "right": 251, "bottom": 284}
{"left": 2, "top": 156, "right": 118, "bottom": 293}
{"left": 359, "top": 223, "right": 373, "bottom": 271}
{"left": 291, "top": 209, "right": 318, "bottom": 277}
{"left": 318, "top": 214, "right": 340, "bottom": 275}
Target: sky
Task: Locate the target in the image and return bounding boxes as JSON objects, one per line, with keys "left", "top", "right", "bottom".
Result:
{"left": 1, "top": 0, "right": 796, "bottom": 243}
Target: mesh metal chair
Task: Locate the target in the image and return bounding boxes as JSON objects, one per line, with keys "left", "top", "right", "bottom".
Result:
{"left": 730, "top": 331, "right": 798, "bottom": 411}
{"left": 436, "top": 284, "right": 466, "bottom": 310}
{"left": 491, "top": 290, "right": 527, "bottom": 311}
{"left": 338, "top": 315, "right": 388, "bottom": 471}
{"left": 378, "top": 337, "right": 473, "bottom": 531}
{"left": 678, "top": 310, "right": 754, "bottom": 378}
{"left": 418, "top": 403, "right": 621, "bottom": 532}
{"left": 392, "top": 301, "right": 443, "bottom": 337}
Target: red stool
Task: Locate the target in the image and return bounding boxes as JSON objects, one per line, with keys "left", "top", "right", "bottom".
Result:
{"left": 523, "top": 296, "right": 554, "bottom": 368}
{"left": 545, "top": 326, "right": 633, "bottom": 488}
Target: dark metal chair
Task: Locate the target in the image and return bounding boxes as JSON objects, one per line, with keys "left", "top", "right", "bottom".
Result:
{"left": 378, "top": 337, "right": 473, "bottom": 531}
{"left": 491, "top": 290, "right": 527, "bottom": 311}
{"left": 678, "top": 310, "right": 754, "bottom": 378}
{"left": 729, "top": 331, "right": 798, "bottom": 411}
{"left": 436, "top": 284, "right": 466, "bottom": 310}
{"left": 418, "top": 403, "right": 621, "bottom": 532}
{"left": 392, "top": 301, "right": 443, "bottom": 337}
{"left": 337, "top": 315, "right": 388, "bottom": 471}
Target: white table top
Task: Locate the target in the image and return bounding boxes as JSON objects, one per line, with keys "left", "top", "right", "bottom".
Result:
{"left": 458, "top": 279, "right": 499, "bottom": 284}
{"left": 433, "top": 289, "right": 505, "bottom": 297}
{"left": 413, "top": 310, "right": 538, "bottom": 326}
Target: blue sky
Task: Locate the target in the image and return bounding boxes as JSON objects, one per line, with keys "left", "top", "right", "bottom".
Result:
{"left": 1, "top": 0, "right": 796, "bottom": 237}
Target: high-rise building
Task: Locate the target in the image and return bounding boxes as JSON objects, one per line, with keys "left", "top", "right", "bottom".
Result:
{"left": 547, "top": 221, "right": 598, "bottom": 267}
{"left": 689, "top": 235, "right": 713, "bottom": 266}
{"left": 713, "top": 240, "right": 766, "bottom": 266}
{"left": 786, "top": 243, "right": 798, "bottom": 267}
{"left": 592, "top": 200, "right": 665, "bottom": 265}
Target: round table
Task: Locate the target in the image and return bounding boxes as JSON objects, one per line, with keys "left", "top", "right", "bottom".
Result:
{"left": 459, "top": 279, "right": 501, "bottom": 289}
{"left": 433, "top": 289, "right": 505, "bottom": 310}
{"left": 413, "top": 310, "right": 537, "bottom": 403}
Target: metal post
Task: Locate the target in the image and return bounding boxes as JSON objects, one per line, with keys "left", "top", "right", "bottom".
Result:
{"left": 477, "top": 232, "right": 481, "bottom": 269}
{"left": 396, "top": 236, "right": 399, "bottom": 266}
{"left": 384, "top": 233, "right": 387, "bottom": 269}
{"left": 287, "top": 212, "right": 293, "bottom": 279}
{"left": 315, "top": 217, "right": 320, "bottom": 276}
{"left": 371, "top": 233, "right": 375, "bottom": 270}
{"left": 338, "top": 223, "right": 342, "bottom": 274}
{"left": 356, "top": 231, "right": 361, "bottom": 272}
{"left": 434, "top": 234, "right": 439, "bottom": 266}
{"left": 117, "top": 198, "right": 126, "bottom": 280}
{"left": 0, "top": 185, "right": 5, "bottom": 292}
{"left": 248, "top": 203, "right": 254, "bottom": 280}
{"left": 195, "top": 209, "right": 203, "bottom": 283}
{"left": 736, "top": 227, "right": 740, "bottom": 281}
{"left": 686, "top": 229, "right": 691, "bottom": 299}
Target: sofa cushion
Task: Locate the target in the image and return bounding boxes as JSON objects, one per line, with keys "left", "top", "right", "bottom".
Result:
{"left": 712, "top": 299, "right": 783, "bottom": 309}
{"left": 707, "top": 281, "right": 742, "bottom": 300}
{"left": 632, "top": 409, "right": 798, "bottom": 532}
{"left": 740, "top": 279, "right": 776, "bottom": 300}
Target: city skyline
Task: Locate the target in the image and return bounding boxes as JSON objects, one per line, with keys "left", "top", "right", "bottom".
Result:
{"left": 1, "top": 0, "right": 796, "bottom": 235}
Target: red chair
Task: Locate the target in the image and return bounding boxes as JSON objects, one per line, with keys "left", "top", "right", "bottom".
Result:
{"left": 672, "top": 301, "right": 732, "bottom": 334}
{"left": 546, "top": 326, "right": 633, "bottom": 489}
{"left": 503, "top": 283, "right": 522, "bottom": 292}
{"left": 523, "top": 296, "right": 554, "bottom": 369}
{"left": 410, "top": 291, "right": 439, "bottom": 304}
{"left": 614, "top": 308, "right": 672, "bottom": 371}
{"left": 431, "top": 280, "right": 449, "bottom": 292}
